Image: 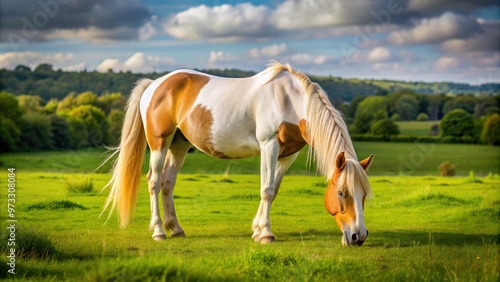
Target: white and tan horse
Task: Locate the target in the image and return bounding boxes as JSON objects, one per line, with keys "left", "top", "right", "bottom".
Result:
{"left": 103, "top": 62, "right": 373, "bottom": 246}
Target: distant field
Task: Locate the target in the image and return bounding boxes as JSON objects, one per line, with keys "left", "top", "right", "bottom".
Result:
{"left": 0, "top": 172, "right": 498, "bottom": 281}
{"left": 1, "top": 142, "right": 498, "bottom": 176}
{"left": 396, "top": 121, "right": 438, "bottom": 136}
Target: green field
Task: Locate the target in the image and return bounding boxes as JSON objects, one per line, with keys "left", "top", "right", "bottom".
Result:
{"left": 396, "top": 121, "right": 438, "bottom": 136}
{"left": 0, "top": 172, "right": 499, "bottom": 281}
{"left": 1, "top": 141, "right": 499, "bottom": 176}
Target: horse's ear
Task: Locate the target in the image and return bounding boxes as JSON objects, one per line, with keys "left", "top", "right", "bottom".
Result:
{"left": 360, "top": 154, "right": 374, "bottom": 171}
{"left": 335, "top": 152, "right": 346, "bottom": 171}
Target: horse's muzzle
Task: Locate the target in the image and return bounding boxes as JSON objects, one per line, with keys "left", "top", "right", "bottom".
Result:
{"left": 344, "top": 230, "right": 368, "bottom": 246}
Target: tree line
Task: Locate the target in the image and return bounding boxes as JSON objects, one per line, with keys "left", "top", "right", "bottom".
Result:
{"left": 0, "top": 65, "right": 499, "bottom": 152}
{"left": 341, "top": 93, "right": 499, "bottom": 145}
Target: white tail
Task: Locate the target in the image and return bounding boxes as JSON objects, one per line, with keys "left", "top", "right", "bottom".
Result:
{"left": 102, "top": 78, "right": 153, "bottom": 228}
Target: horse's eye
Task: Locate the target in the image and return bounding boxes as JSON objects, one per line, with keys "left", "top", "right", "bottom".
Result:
{"left": 337, "top": 191, "right": 343, "bottom": 197}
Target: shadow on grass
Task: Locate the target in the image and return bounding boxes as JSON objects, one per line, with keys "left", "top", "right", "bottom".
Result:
{"left": 362, "top": 231, "right": 498, "bottom": 248}
{"left": 271, "top": 229, "right": 498, "bottom": 247}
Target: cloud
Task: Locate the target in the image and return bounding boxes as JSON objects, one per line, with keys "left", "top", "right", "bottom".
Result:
{"left": 271, "top": 0, "right": 399, "bottom": 29}
{"left": 164, "top": 3, "right": 276, "bottom": 40}
{"left": 434, "top": 56, "right": 460, "bottom": 69}
{"left": 96, "top": 52, "right": 176, "bottom": 73}
{"left": 248, "top": 43, "right": 289, "bottom": 59}
{"left": 0, "top": 51, "right": 78, "bottom": 70}
{"left": 367, "top": 47, "right": 391, "bottom": 62}
{"left": 440, "top": 20, "right": 500, "bottom": 52}
{"left": 0, "top": 0, "right": 152, "bottom": 44}
{"left": 388, "top": 12, "right": 481, "bottom": 45}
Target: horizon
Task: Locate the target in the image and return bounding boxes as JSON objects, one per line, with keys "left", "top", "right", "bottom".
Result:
{"left": 3, "top": 62, "right": 500, "bottom": 87}
{"left": 1, "top": 0, "right": 499, "bottom": 84}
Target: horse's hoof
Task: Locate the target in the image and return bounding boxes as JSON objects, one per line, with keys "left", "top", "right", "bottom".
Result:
{"left": 259, "top": 236, "right": 275, "bottom": 244}
{"left": 252, "top": 232, "right": 261, "bottom": 242}
{"left": 171, "top": 231, "right": 186, "bottom": 238}
{"left": 152, "top": 234, "right": 167, "bottom": 241}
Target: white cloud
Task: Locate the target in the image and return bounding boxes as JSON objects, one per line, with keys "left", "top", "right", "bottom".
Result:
{"left": 289, "top": 53, "right": 328, "bottom": 65}
{"left": 367, "top": 47, "right": 391, "bottom": 62}
{"left": 164, "top": 3, "right": 274, "bottom": 40}
{"left": 248, "top": 43, "right": 289, "bottom": 59}
{"left": 208, "top": 51, "right": 239, "bottom": 65}
{"left": 434, "top": 56, "right": 460, "bottom": 69}
{"left": 0, "top": 51, "right": 76, "bottom": 69}
{"left": 271, "top": 0, "right": 392, "bottom": 29}
{"left": 96, "top": 52, "right": 176, "bottom": 73}
{"left": 388, "top": 12, "right": 480, "bottom": 45}
{"left": 96, "top": 58, "right": 121, "bottom": 72}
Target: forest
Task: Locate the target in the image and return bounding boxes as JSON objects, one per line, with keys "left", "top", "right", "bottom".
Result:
{"left": 0, "top": 64, "right": 499, "bottom": 152}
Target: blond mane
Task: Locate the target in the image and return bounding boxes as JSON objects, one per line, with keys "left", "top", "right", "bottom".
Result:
{"left": 265, "top": 61, "right": 357, "bottom": 180}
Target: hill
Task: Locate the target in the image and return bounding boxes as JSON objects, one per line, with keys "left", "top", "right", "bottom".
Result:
{"left": 1, "top": 64, "right": 498, "bottom": 102}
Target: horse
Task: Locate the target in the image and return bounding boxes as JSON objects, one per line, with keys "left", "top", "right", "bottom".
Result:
{"left": 102, "top": 61, "right": 374, "bottom": 246}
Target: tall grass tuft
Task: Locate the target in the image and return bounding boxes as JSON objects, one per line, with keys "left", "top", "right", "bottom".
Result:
{"left": 65, "top": 176, "right": 96, "bottom": 195}
{"left": 219, "top": 166, "right": 235, "bottom": 183}
{"left": 464, "top": 170, "right": 483, "bottom": 184}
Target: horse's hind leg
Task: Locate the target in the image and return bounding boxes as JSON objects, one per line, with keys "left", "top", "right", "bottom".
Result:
{"left": 147, "top": 136, "right": 174, "bottom": 241}
{"left": 161, "top": 132, "right": 191, "bottom": 237}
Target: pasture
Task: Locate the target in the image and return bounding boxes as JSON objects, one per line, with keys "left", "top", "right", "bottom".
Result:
{"left": 395, "top": 121, "right": 437, "bottom": 136}
{"left": 0, "top": 141, "right": 499, "bottom": 281}
{"left": 0, "top": 172, "right": 498, "bottom": 281}
{"left": 1, "top": 141, "right": 499, "bottom": 176}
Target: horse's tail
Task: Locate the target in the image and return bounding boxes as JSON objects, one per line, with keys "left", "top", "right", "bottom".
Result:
{"left": 102, "top": 78, "right": 153, "bottom": 228}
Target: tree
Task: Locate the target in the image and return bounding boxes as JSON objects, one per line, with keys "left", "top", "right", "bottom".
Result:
{"left": 440, "top": 109, "right": 475, "bottom": 138}
{"left": 56, "top": 93, "right": 76, "bottom": 115}
{"left": 108, "top": 109, "right": 125, "bottom": 145}
{"left": 442, "top": 95, "right": 477, "bottom": 115}
{"left": 0, "top": 116, "right": 20, "bottom": 152}
{"left": 74, "top": 91, "right": 97, "bottom": 107}
{"left": 96, "top": 93, "right": 126, "bottom": 115}
{"left": 0, "top": 91, "right": 23, "bottom": 123}
{"left": 0, "top": 92, "right": 22, "bottom": 152}
{"left": 416, "top": 113, "right": 430, "bottom": 121}
{"left": 346, "top": 96, "right": 366, "bottom": 119}
{"left": 394, "top": 94, "right": 419, "bottom": 120}
{"left": 370, "top": 118, "right": 400, "bottom": 138}
{"left": 353, "top": 96, "right": 388, "bottom": 133}
{"left": 481, "top": 113, "right": 500, "bottom": 145}
{"left": 19, "top": 112, "right": 54, "bottom": 150}
{"left": 44, "top": 98, "right": 59, "bottom": 114}
{"left": 17, "top": 95, "right": 44, "bottom": 112}
{"left": 66, "top": 117, "right": 89, "bottom": 149}
{"left": 50, "top": 115, "right": 72, "bottom": 149}
{"left": 67, "top": 105, "right": 110, "bottom": 146}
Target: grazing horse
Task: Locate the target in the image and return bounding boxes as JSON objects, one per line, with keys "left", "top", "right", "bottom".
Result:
{"left": 102, "top": 62, "right": 374, "bottom": 246}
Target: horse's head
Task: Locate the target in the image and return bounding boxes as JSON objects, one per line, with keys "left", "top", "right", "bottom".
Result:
{"left": 325, "top": 152, "right": 373, "bottom": 246}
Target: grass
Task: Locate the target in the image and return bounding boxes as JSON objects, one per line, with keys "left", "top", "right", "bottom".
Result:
{"left": 396, "top": 121, "right": 438, "bottom": 136}
{"left": 0, "top": 172, "right": 498, "bottom": 281}
{"left": 64, "top": 177, "right": 96, "bottom": 195}
{"left": 1, "top": 141, "right": 499, "bottom": 176}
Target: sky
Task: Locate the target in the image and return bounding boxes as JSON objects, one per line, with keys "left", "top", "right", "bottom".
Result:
{"left": 0, "top": 0, "right": 499, "bottom": 84}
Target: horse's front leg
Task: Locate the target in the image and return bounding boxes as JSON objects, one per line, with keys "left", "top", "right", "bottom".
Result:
{"left": 252, "top": 139, "right": 279, "bottom": 244}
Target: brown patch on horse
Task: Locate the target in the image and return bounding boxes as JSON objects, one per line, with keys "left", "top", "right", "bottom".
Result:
{"left": 276, "top": 121, "right": 307, "bottom": 158}
{"left": 179, "top": 105, "right": 230, "bottom": 159}
{"left": 298, "top": 119, "right": 312, "bottom": 146}
{"left": 146, "top": 72, "right": 210, "bottom": 150}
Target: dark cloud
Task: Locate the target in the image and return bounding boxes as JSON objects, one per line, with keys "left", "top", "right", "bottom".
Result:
{"left": 0, "top": 0, "right": 151, "bottom": 42}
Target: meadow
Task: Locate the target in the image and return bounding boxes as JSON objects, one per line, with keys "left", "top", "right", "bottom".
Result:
{"left": 0, "top": 141, "right": 499, "bottom": 281}
{"left": 1, "top": 141, "right": 499, "bottom": 176}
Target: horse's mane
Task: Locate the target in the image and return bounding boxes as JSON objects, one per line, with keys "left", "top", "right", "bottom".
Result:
{"left": 265, "top": 61, "right": 357, "bottom": 178}
{"left": 264, "top": 61, "right": 371, "bottom": 197}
